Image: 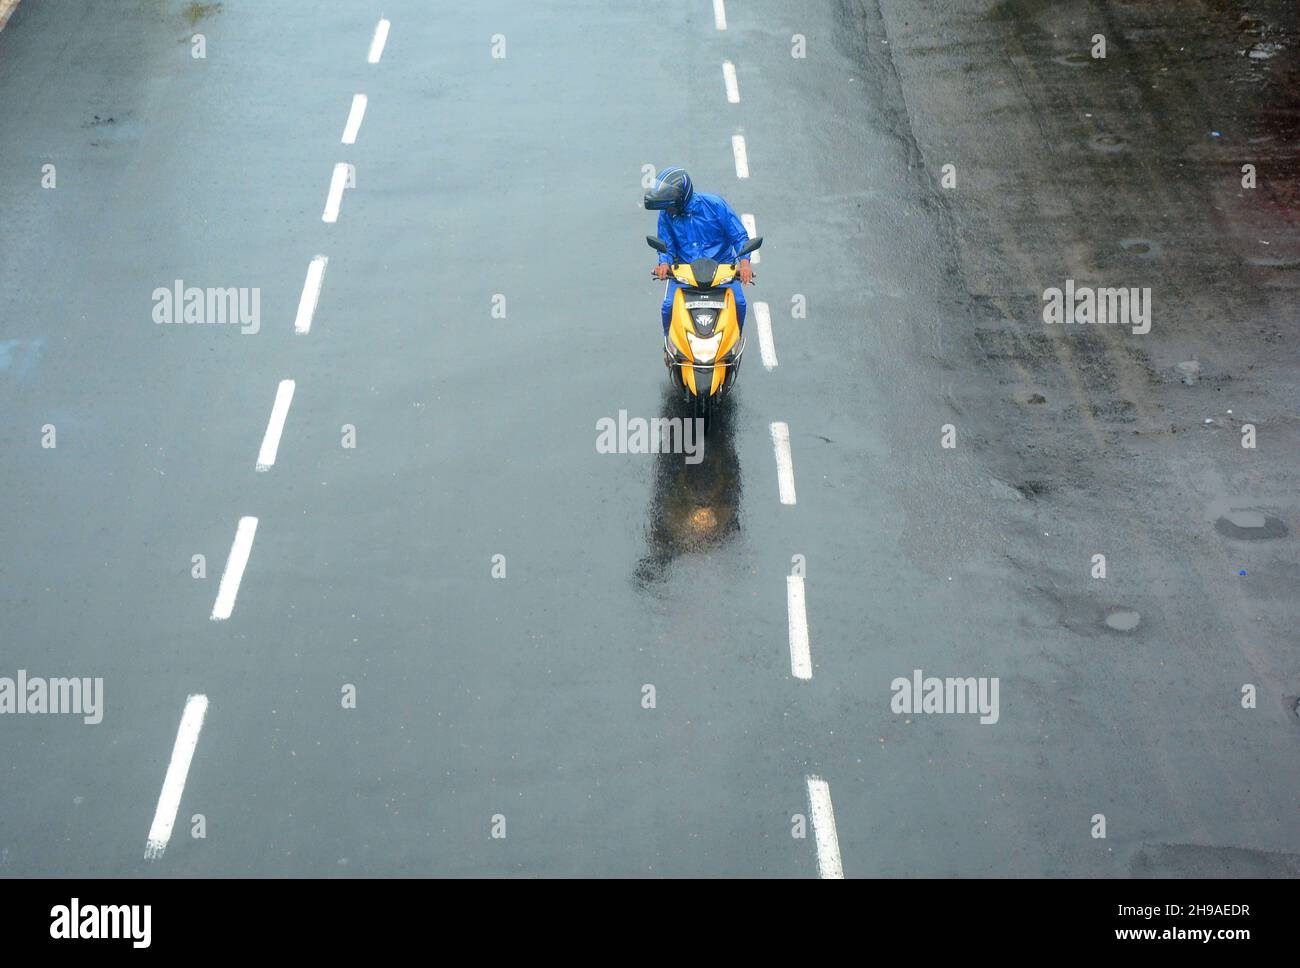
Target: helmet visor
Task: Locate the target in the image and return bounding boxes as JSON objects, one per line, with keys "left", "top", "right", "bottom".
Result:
{"left": 643, "top": 184, "right": 681, "bottom": 210}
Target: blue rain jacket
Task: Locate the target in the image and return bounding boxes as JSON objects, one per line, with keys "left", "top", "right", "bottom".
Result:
{"left": 655, "top": 192, "right": 750, "bottom": 265}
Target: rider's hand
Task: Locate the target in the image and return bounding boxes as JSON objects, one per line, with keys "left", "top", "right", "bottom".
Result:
{"left": 654, "top": 263, "right": 670, "bottom": 280}
{"left": 738, "top": 260, "right": 753, "bottom": 284}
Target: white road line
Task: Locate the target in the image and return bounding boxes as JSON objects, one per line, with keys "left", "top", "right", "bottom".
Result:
{"left": 806, "top": 775, "right": 844, "bottom": 879}
{"left": 322, "top": 163, "right": 351, "bottom": 223}
{"left": 255, "top": 380, "right": 296, "bottom": 472}
{"left": 713, "top": 0, "right": 727, "bottom": 30}
{"left": 770, "top": 422, "right": 797, "bottom": 504}
{"left": 741, "top": 213, "right": 760, "bottom": 263}
{"left": 341, "top": 93, "right": 368, "bottom": 144}
{"left": 210, "top": 517, "right": 258, "bottom": 621}
{"left": 723, "top": 61, "right": 740, "bottom": 103}
{"left": 787, "top": 576, "right": 811, "bottom": 679}
{"left": 293, "top": 255, "right": 328, "bottom": 334}
{"left": 367, "top": 18, "right": 390, "bottom": 63}
{"left": 144, "top": 695, "right": 209, "bottom": 860}
{"left": 731, "top": 135, "right": 750, "bottom": 179}
{"left": 755, "top": 301, "right": 778, "bottom": 370}
{"left": 0, "top": 0, "right": 21, "bottom": 33}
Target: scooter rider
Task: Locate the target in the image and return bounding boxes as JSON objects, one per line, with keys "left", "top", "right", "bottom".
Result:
{"left": 644, "top": 167, "right": 753, "bottom": 336}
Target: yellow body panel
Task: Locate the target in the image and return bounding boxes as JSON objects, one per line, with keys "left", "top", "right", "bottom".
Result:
{"left": 666, "top": 273, "right": 742, "bottom": 398}
{"left": 713, "top": 264, "right": 737, "bottom": 286}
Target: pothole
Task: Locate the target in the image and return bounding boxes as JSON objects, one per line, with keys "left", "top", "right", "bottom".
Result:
{"left": 1215, "top": 512, "right": 1288, "bottom": 540}
{"left": 1120, "top": 238, "right": 1161, "bottom": 259}
{"left": 1104, "top": 607, "right": 1141, "bottom": 632}
{"left": 1248, "top": 42, "right": 1284, "bottom": 60}
{"left": 1014, "top": 389, "right": 1048, "bottom": 405}
{"left": 1015, "top": 480, "right": 1052, "bottom": 499}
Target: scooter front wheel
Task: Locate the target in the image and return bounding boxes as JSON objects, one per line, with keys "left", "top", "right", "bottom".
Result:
{"left": 691, "top": 389, "right": 713, "bottom": 434}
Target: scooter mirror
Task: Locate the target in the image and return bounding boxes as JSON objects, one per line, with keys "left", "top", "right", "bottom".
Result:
{"left": 737, "top": 236, "right": 763, "bottom": 257}
{"left": 646, "top": 236, "right": 669, "bottom": 253}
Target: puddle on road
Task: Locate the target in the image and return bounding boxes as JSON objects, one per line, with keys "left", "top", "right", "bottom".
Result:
{"left": 1104, "top": 607, "right": 1141, "bottom": 632}
{"left": 1089, "top": 133, "right": 1127, "bottom": 153}
{"left": 1120, "top": 238, "right": 1162, "bottom": 259}
{"left": 1215, "top": 511, "right": 1288, "bottom": 540}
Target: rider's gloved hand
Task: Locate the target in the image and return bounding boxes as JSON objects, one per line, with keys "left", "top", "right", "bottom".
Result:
{"left": 654, "top": 264, "right": 670, "bottom": 280}
{"left": 738, "top": 260, "right": 753, "bottom": 284}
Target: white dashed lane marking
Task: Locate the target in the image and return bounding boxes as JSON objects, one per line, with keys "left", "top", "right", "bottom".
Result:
{"left": 723, "top": 61, "right": 740, "bottom": 103}
{"left": 770, "top": 421, "right": 797, "bottom": 505}
{"left": 144, "top": 695, "right": 209, "bottom": 860}
{"left": 210, "top": 516, "right": 258, "bottom": 621}
{"left": 713, "top": 0, "right": 727, "bottom": 30}
{"left": 367, "top": 18, "right": 390, "bottom": 63}
{"left": 754, "top": 301, "right": 777, "bottom": 370}
{"left": 293, "top": 255, "right": 328, "bottom": 334}
{"left": 787, "top": 576, "right": 811, "bottom": 679}
{"left": 321, "top": 163, "right": 352, "bottom": 223}
{"left": 806, "top": 776, "right": 844, "bottom": 879}
{"left": 255, "top": 380, "right": 296, "bottom": 472}
{"left": 732, "top": 134, "right": 749, "bottom": 179}
{"left": 341, "top": 93, "right": 368, "bottom": 144}
{"left": 741, "top": 213, "right": 760, "bottom": 263}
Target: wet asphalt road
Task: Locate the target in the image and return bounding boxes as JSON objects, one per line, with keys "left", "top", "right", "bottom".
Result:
{"left": 0, "top": 0, "right": 1296, "bottom": 877}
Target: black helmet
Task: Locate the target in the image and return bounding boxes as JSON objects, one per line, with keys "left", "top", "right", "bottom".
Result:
{"left": 643, "top": 167, "right": 694, "bottom": 212}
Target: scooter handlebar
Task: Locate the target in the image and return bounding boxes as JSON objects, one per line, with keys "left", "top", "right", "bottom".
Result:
{"left": 649, "top": 270, "right": 757, "bottom": 282}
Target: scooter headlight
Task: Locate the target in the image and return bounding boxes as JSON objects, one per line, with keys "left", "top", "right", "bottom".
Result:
{"left": 685, "top": 332, "right": 723, "bottom": 363}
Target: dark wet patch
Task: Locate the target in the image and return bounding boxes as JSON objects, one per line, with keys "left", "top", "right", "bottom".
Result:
{"left": 1215, "top": 512, "right": 1288, "bottom": 540}
{"left": 1245, "top": 255, "right": 1300, "bottom": 269}
{"left": 1014, "top": 479, "right": 1051, "bottom": 499}
{"left": 1104, "top": 607, "right": 1141, "bottom": 632}
{"left": 1119, "top": 238, "right": 1161, "bottom": 259}
{"left": 1086, "top": 398, "right": 1136, "bottom": 422}
{"left": 986, "top": 0, "right": 1054, "bottom": 24}
{"left": 1014, "top": 389, "right": 1047, "bottom": 404}
{"left": 1130, "top": 842, "right": 1300, "bottom": 877}
{"left": 183, "top": 1, "right": 222, "bottom": 25}
{"left": 0, "top": 339, "right": 45, "bottom": 383}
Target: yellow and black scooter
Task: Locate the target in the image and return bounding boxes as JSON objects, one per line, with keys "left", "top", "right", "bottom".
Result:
{"left": 647, "top": 235, "right": 762, "bottom": 431}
